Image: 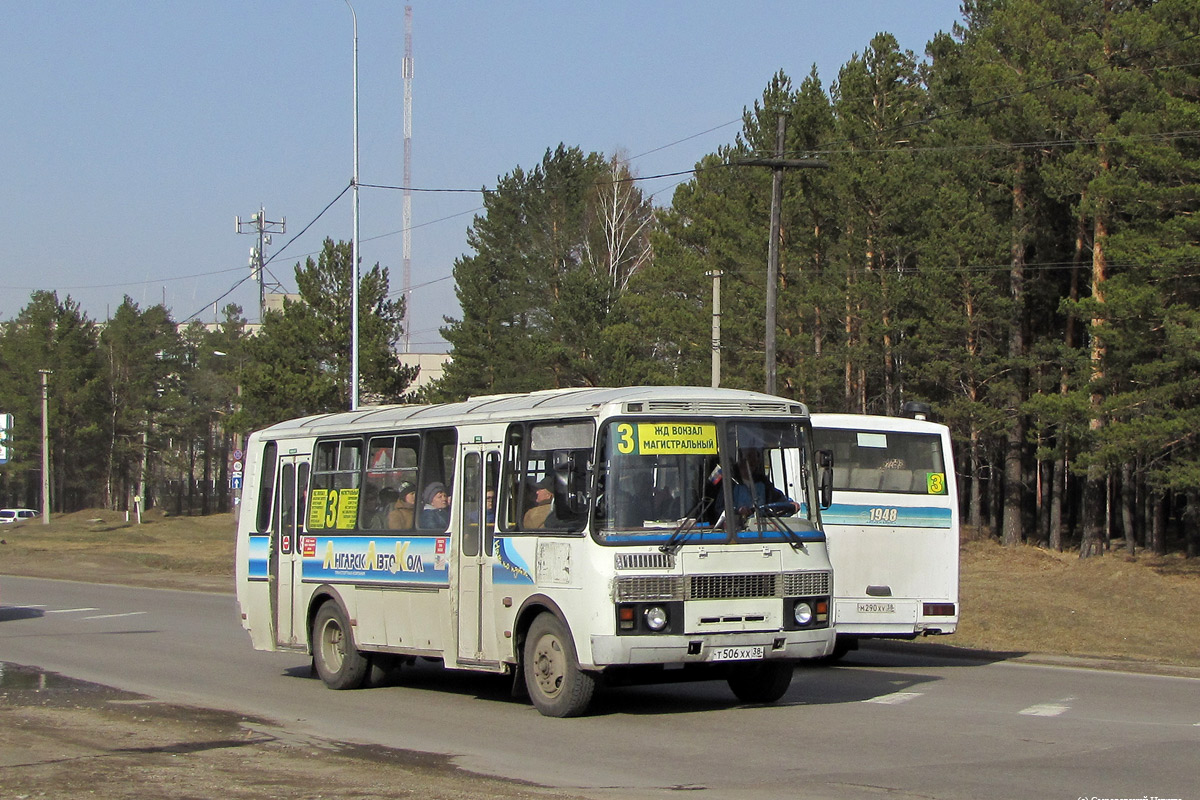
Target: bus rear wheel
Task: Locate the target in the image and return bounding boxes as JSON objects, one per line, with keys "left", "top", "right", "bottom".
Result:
{"left": 727, "top": 661, "right": 794, "bottom": 704}
{"left": 312, "top": 601, "right": 369, "bottom": 690}
{"left": 523, "top": 613, "right": 595, "bottom": 717}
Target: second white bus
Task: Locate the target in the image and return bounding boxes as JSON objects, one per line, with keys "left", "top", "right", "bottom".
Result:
{"left": 235, "top": 386, "right": 837, "bottom": 716}
{"left": 811, "top": 406, "right": 959, "bottom": 658}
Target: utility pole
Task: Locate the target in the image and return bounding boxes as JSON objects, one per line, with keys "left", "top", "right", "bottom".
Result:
{"left": 706, "top": 270, "right": 723, "bottom": 388}
{"left": 39, "top": 369, "right": 51, "bottom": 524}
{"left": 236, "top": 206, "right": 286, "bottom": 321}
{"left": 735, "top": 114, "right": 829, "bottom": 396}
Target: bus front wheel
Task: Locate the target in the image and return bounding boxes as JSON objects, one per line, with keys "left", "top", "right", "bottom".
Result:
{"left": 727, "top": 661, "right": 794, "bottom": 704}
{"left": 523, "top": 613, "right": 595, "bottom": 717}
{"left": 312, "top": 601, "right": 369, "bottom": 690}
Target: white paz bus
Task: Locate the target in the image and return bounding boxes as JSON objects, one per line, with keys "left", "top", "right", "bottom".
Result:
{"left": 811, "top": 405, "right": 959, "bottom": 658}
{"left": 236, "top": 386, "right": 837, "bottom": 716}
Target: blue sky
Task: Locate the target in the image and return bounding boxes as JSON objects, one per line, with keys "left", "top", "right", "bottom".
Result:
{"left": 1, "top": 1, "right": 964, "bottom": 351}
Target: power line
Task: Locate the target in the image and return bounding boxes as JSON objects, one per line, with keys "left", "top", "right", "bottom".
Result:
{"left": 182, "top": 183, "right": 350, "bottom": 323}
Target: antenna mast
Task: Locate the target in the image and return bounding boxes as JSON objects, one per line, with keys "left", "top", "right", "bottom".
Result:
{"left": 235, "top": 205, "right": 286, "bottom": 321}
{"left": 402, "top": 5, "right": 414, "bottom": 353}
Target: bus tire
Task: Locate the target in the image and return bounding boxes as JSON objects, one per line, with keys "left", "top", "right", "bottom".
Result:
{"left": 523, "top": 613, "right": 595, "bottom": 717}
{"left": 312, "top": 601, "right": 369, "bottom": 690}
{"left": 727, "top": 661, "right": 794, "bottom": 704}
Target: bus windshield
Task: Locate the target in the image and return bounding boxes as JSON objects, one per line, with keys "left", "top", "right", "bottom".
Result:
{"left": 595, "top": 418, "right": 821, "bottom": 544}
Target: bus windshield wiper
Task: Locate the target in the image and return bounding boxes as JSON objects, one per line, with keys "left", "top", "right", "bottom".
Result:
{"left": 747, "top": 499, "right": 808, "bottom": 552}
{"left": 660, "top": 496, "right": 713, "bottom": 556}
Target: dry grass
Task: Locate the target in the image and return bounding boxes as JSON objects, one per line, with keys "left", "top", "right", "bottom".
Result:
{"left": 3, "top": 509, "right": 1199, "bottom": 667}
{"left": 952, "top": 535, "right": 1200, "bottom": 667}
{"left": 0, "top": 508, "right": 235, "bottom": 592}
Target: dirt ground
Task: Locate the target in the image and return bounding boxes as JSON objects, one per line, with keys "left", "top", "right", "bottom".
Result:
{"left": 2, "top": 510, "right": 1199, "bottom": 798}
{"left": 0, "top": 664, "right": 582, "bottom": 800}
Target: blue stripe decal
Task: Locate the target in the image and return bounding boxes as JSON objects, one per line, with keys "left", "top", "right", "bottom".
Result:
{"left": 247, "top": 535, "right": 269, "bottom": 580}
{"left": 821, "top": 504, "right": 953, "bottom": 529}
{"left": 493, "top": 537, "right": 535, "bottom": 585}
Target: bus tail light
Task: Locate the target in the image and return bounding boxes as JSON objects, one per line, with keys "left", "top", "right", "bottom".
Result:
{"left": 923, "top": 603, "right": 955, "bottom": 617}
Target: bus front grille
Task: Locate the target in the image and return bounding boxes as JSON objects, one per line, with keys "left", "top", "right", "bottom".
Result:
{"left": 688, "top": 573, "right": 778, "bottom": 600}
{"left": 783, "top": 570, "right": 831, "bottom": 596}
{"left": 616, "top": 570, "right": 831, "bottom": 603}
{"left": 615, "top": 576, "right": 684, "bottom": 601}
{"left": 615, "top": 552, "right": 675, "bottom": 571}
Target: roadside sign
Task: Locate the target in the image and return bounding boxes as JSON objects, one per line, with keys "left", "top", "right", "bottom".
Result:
{"left": 0, "top": 413, "right": 12, "bottom": 465}
{"left": 231, "top": 475, "right": 244, "bottom": 490}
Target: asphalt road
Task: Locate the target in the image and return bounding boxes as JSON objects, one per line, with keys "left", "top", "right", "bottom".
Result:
{"left": 2, "top": 575, "right": 1197, "bottom": 800}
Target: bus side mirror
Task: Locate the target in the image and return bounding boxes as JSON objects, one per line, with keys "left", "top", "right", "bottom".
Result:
{"left": 553, "top": 451, "right": 583, "bottom": 513}
{"left": 817, "top": 449, "right": 834, "bottom": 509}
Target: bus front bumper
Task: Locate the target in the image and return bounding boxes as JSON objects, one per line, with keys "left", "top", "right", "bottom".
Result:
{"left": 588, "top": 629, "right": 834, "bottom": 667}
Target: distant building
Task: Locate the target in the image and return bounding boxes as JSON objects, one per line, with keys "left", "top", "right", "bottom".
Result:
{"left": 263, "top": 293, "right": 301, "bottom": 316}
{"left": 399, "top": 352, "right": 451, "bottom": 393}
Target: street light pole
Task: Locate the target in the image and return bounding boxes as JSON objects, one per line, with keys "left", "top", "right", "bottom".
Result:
{"left": 345, "top": 0, "right": 361, "bottom": 411}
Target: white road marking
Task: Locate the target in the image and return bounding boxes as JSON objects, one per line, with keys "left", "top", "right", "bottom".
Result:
{"left": 864, "top": 692, "right": 923, "bottom": 705}
{"left": 81, "top": 612, "right": 148, "bottom": 620}
{"left": 1020, "top": 697, "right": 1075, "bottom": 717}
{"left": 46, "top": 607, "right": 99, "bottom": 613}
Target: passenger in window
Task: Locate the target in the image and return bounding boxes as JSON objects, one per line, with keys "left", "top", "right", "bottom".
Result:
{"left": 522, "top": 477, "right": 555, "bottom": 529}
{"left": 421, "top": 482, "right": 451, "bottom": 529}
{"left": 371, "top": 487, "right": 399, "bottom": 529}
{"left": 388, "top": 481, "right": 417, "bottom": 529}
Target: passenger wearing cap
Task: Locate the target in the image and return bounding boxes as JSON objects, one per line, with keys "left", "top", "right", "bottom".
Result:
{"left": 387, "top": 481, "right": 417, "bottom": 529}
{"left": 420, "top": 481, "right": 451, "bottom": 529}
{"left": 522, "top": 477, "right": 555, "bottom": 529}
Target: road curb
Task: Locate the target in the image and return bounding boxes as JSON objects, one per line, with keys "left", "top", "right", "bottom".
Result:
{"left": 862, "top": 638, "right": 1200, "bottom": 679}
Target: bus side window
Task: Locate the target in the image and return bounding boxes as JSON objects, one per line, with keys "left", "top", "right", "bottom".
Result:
{"left": 309, "top": 438, "right": 363, "bottom": 533}
{"left": 461, "top": 452, "right": 481, "bottom": 557}
{"left": 504, "top": 421, "right": 593, "bottom": 533}
{"left": 364, "top": 434, "right": 420, "bottom": 530}
{"left": 256, "top": 441, "right": 277, "bottom": 533}
{"left": 485, "top": 451, "right": 500, "bottom": 554}
{"left": 417, "top": 428, "right": 457, "bottom": 531}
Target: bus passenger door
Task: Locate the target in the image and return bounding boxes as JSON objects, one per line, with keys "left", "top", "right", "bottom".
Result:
{"left": 271, "top": 455, "right": 310, "bottom": 648}
{"left": 456, "top": 447, "right": 501, "bottom": 665}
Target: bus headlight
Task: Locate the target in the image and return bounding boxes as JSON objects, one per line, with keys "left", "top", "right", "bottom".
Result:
{"left": 644, "top": 606, "right": 669, "bottom": 632}
{"left": 793, "top": 601, "right": 814, "bottom": 626}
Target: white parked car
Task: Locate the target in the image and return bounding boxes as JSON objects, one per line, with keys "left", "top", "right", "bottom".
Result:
{"left": 0, "top": 508, "right": 38, "bottom": 524}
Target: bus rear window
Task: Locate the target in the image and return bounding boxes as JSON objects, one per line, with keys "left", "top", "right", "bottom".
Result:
{"left": 818, "top": 429, "right": 946, "bottom": 494}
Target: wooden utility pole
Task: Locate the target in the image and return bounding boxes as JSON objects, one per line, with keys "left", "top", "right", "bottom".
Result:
{"left": 39, "top": 369, "right": 51, "bottom": 524}
{"left": 706, "top": 270, "right": 723, "bottom": 388}
{"left": 735, "top": 114, "right": 829, "bottom": 395}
